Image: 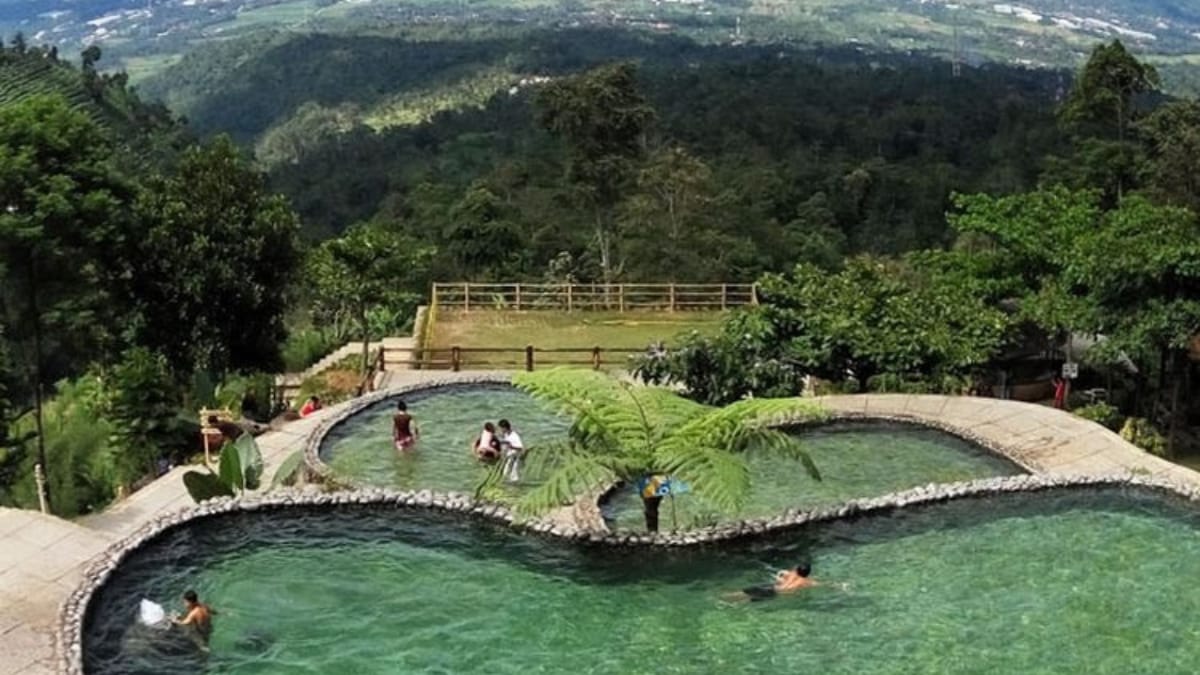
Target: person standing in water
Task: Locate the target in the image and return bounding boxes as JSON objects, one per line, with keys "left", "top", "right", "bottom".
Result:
{"left": 498, "top": 419, "right": 525, "bottom": 483}
{"left": 393, "top": 400, "right": 418, "bottom": 451}
{"left": 173, "top": 590, "right": 214, "bottom": 650}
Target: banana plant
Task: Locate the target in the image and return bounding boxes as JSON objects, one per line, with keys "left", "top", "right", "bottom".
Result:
{"left": 183, "top": 433, "right": 264, "bottom": 502}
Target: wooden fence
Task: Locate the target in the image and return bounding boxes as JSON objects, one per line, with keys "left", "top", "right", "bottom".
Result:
{"left": 383, "top": 344, "right": 647, "bottom": 371}
{"left": 431, "top": 282, "right": 756, "bottom": 312}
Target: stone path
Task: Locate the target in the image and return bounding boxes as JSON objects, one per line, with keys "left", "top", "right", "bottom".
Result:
{"left": 2, "top": 378, "right": 1199, "bottom": 673}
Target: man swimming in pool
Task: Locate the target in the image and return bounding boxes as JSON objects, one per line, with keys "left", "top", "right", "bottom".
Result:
{"left": 173, "top": 590, "right": 214, "bottom": 650}
{"left": 393, "top": 400, "right": 418, "bottom": 451}
{"left": 723, "top": 563, "right": 817, "bottom": 602}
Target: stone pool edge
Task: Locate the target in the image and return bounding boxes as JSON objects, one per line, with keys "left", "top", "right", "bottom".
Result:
{"left": 57, "top": 473, "right": 1200, "bottom": 674}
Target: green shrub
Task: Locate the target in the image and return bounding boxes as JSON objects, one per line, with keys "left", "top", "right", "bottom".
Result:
{"left": 1073, "top": 402, "right": 1121, "bottom": 430}
{"left": 281, "top": 327, "right": 342, "bottom": 372}
{"left": 9, "top": 376, "right": 117, "bottom": 517}
{"left": 1120, "top": 417, "right": 1168, "bottom": 457}
{"left": 214, "top": 372, "right": 276, "bottom": 420}
{"left": 102, "top": 348, "right": 182, "bottom": 485}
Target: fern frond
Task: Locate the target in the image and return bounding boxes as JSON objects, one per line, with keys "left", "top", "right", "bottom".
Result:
{"left": 513, "top": 450, "right": 620, "bottom": 517}
{"left": 655, "top": 443, "right": 752, "bottom": 513}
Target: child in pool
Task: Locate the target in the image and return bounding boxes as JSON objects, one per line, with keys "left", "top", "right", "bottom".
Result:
{"left": 473, "top": 422, "right": 501, "bottom": 462}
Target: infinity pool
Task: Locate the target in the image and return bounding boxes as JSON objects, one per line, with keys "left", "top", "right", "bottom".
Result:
{"left": 83, "top": 487, "right": 1200, "bottom": 674}
{"left": 603, "top": 421, "right": 1020, "bottom": 530}
{"left": 320, "top": 385, "right": 571, "bottom": 494}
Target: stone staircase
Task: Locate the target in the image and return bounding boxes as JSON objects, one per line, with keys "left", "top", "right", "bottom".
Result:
{"left": 276, "top": 337, "right": 416, "bottom": 405}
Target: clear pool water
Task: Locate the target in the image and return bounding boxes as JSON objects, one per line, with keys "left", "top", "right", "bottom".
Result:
{"left": 320, "top": 384, "right": 571, "bottom": 495}
{"left": 83, "top": 487, "right": 1200, "bottom": 674}
{"left": 603, "top": 422, "right": 1021, "bottom": 531}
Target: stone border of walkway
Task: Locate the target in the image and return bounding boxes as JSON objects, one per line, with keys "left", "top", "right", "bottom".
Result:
{"left": 57, "top": 472, "right": 1200, "bottom": 673}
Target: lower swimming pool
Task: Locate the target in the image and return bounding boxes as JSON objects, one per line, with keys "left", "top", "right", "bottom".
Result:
{"left": 83, "top": 486, "right": 1200, "bottom": 674}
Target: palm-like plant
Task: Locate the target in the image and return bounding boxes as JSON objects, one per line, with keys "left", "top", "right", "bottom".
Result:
{"left": 502, "top": 369, "right": 826, "bottom": 531}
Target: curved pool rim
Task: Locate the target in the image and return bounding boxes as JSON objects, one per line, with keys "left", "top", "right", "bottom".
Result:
{"left": 304, "top": 375, "right": 1037, "bottom": 504}
{"left": 303, "top": 373, "right": 516, "bottom": 481}
{"left": 59, "top": 473, "right": 1200, "bottom": 674}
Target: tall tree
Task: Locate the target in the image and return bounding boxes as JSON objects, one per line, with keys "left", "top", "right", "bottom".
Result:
{"left": 309, "top": 222, "right": 433, "bottom": 374}
{"left": 1139, "top": 100, "right": 1200, "bottom": 212}
{"left": 0, "top": 95, "right": 134, "bottom": 512}
{"left": 537, "top": 62, "right": 655, "bottom": 284}
{"left": 617, "top": 146, "right": 743, "bottom": 281}
{"left": 1053, "top": 40, "right": 1159, "bottom": 203}
{"left": 128, "top": 136, "right": 301, "bottom": 377}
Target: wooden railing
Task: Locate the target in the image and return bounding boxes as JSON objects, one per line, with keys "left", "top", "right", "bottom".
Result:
{"left": 389, "top": 345, "right": 648, "bottom": 371}
{"left": 431, "top": 282, "right": 756, "bottom": 312}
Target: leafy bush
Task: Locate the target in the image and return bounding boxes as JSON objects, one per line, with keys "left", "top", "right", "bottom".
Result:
{"left": 183, "top": 434, "right": 263, "bottom": 503}
{"left": 214, "top": 372, "right": 276, "bottom": 420}
{"left": 866, "top": 373, "right": 972, "bottom": 395}
{"left": 281, "top": 327, "right": 342, "bottom": 372}
{"left": 102, "top": 348, "right": 183, "bottom": 485}
{"left": 295, "top": 369, "right": 362, "bottom": 408}
{"left": 1120, "top": 417, "right": 1168, "bottom": 457}
{"left": 9, "top": 376, "right": 117, "bottom": 517}
{"left": 1073, "top": 402, "right": 1121, "bottom": 430}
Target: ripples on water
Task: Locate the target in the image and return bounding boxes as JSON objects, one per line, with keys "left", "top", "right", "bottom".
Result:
{"left": 85, "top": 487, "right": 1200, "bottom": 674}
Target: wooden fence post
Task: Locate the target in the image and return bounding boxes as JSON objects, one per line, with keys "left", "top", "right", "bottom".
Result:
{"left": 619, "top": 284, "right": 625, "bottom": 312}
{"left": 463, "top": 282, "right": 470, "bottom": 313}
{"left": 668, "top": 283, "right": 676, "bottom": 312}
{"left": 525, "top": 345, "right": 534, "bottom": 372}
{"left": 721, "top": 283, "right": 727, "bottom": 311}
{"left": 566, "top": 284, "right": 573, "bottom": 312}
{"left": 515, "top": 283, "right": 522, "bottom": 311}
{"left": 592, "top": 346, "right": 601, "bottom": 370}
{"left": 451, "top": 346, "right": 461, "bottom": 372}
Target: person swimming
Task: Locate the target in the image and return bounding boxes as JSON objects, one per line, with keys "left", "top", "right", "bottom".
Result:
{"left": 172, "top": 590, "right": 214, "bottom": 650}
{"left": 724, "top": 562, "right": 818, "bottom": 603}
{"left": 473, "top": 422, "right": 501, "bottom": 462}
{"left": 393, "top": 400, "right": 418, "bottom": 451}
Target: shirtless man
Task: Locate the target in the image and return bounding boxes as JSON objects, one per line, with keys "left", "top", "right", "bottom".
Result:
{"left": 724, "top": 562, "right": 818, "bottom": 602}
{"left": 393, "top": 400, "right": 419, "bottom": 451}
{"left": 173, "top": 590, "right": 214, "bottom": 649}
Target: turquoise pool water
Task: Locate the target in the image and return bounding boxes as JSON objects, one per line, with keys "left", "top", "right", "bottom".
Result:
{"left": 84, "top": 487, "right": 1200, "bottom": 674}
{"left": 603, "top": 422, "right": 1020, "bottom": 530}
{"left": 320, "top": 384, "right": 571, "bottom": 494}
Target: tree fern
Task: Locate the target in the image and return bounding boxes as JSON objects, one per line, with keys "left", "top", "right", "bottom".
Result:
{"left": 510, "top": 369, "right": 827, "bottom": 525}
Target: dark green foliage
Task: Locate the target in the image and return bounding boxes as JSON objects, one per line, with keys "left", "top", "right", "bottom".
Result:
{"left": 127, "top": 136, "right": 301, "bottom": 376}
{"left": 639, "top": 259, "right": 1010, "bottom": 405}
{"left": 182, "top": 434, "right": 263, "bottom": 503}
{"left": 308, "top": 221, "right": 433, "bottom": 373}
{"left": 101, "top": 347, "right": 181, "bottom": 484}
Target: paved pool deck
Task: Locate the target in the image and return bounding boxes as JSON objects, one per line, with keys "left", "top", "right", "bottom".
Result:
{"left": 2, "top": 375, "right": 1198, "bottom": 673}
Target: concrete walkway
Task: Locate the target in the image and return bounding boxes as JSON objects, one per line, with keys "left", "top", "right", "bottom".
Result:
{"left": 2, "top": 380, "right": 1198, "bottom": 673}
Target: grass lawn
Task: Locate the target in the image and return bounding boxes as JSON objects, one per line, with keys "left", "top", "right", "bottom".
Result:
{"left": 426, "top": 310, "right": 725, "bottom": 370}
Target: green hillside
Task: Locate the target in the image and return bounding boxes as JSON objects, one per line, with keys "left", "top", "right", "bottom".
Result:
{"left": 0, "top": 46, "right": 186, "bottom": 162}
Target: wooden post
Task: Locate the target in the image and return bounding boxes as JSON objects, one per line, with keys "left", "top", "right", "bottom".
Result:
{"left": 432, "top": 283, "right": 439, "bottom": 310}
{"left": 669, "top": 283, "right": 676, "bottom": 312}
{"left": 566, "top": 284, "right": 573, "bottom": 312}
{"left": 592, "top": 346, "right": 601, "bottom": 370}
{"left": 515, "top": 283, "right": 522, "bottom": 311}
{"left": 619, "top": 284, "right": 625, "bottom": 312}
{"left": 751, "top": 283, "right": 759, "bottom": 305}
{"left": 721, "top": 283, "right": 727, "bottom": 311}
{"left": 451, "top": 346, "right": 461, "bottom": 372}
{"left": 463, "top": 282, "right": 470, "bottom": 312}
{"left": 525, "top": 345, "right": 534, "bottom": 372}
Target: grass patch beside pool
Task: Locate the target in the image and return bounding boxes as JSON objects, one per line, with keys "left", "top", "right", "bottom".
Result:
{"left": 427, "top": 309, "right": 724, "bottom": 369}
